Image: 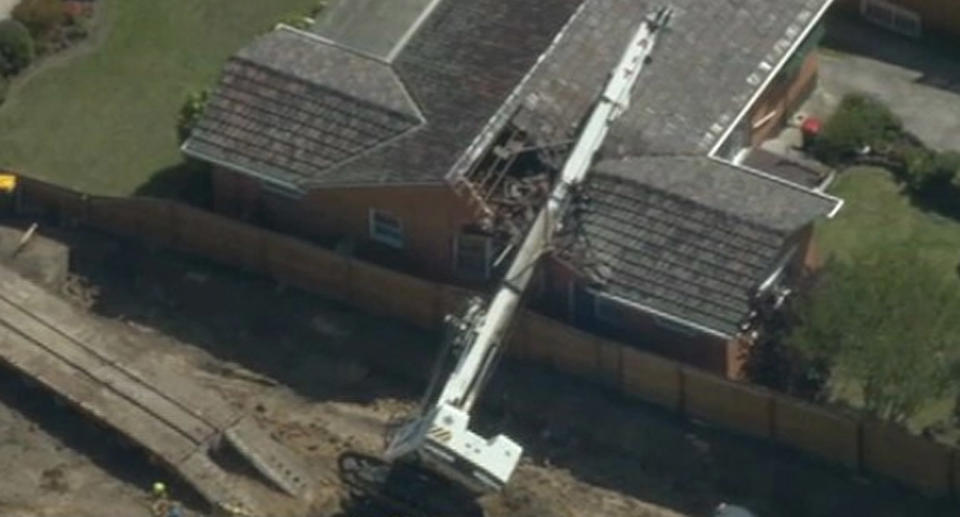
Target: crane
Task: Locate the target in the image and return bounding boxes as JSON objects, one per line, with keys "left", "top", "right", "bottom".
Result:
{"left": 339, "top": 6, "right": 673, "bottom": 515}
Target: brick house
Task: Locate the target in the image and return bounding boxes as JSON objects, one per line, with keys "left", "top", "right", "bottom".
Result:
{"left": 183, "top": 0, "right": 842, "bottom": 377}
{"left": 835, "top": 0, "right": 960, "bottom": 40}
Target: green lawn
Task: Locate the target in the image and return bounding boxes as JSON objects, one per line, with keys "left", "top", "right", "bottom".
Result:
{"left": 815, "top": 166, "right": 960, "bottom": 434}
{"left": 0, "top": 0, "right": 317, "bottom": 195}
{"left": 816, "top": 167, "right": 960, "bottom": 284}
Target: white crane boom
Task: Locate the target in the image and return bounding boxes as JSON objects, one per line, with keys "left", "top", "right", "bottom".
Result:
{"left": 383, "top": 6, "right": 673, "bottom": 497}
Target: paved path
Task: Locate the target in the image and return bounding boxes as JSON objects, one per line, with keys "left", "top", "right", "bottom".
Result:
{"left": 0, "top": 0, "right": 17, "bottom": 20}
{"left": 808, "top": 17, "right": 960, "bottom": 152}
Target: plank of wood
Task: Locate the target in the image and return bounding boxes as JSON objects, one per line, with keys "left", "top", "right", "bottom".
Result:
{"left": 0, "top": 321, "right": 197, "bottom": 462}
{"left": 178, "top": 450, "right": 267, "bottom": 516}
{"left": 225, "top": 415, "right": 315, "bottom": 500}
{"left": 0, "top": 295, "right": 217, "bottom": 446}
{"left": 0, "top": 268, "right": 238, "bottom": 430}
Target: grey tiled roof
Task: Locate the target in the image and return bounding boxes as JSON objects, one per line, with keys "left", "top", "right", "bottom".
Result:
{"left": 310, "top": 0, "right": 437, "bottom": 60}
{"left": 184, "top": 29, "right": 423, "bottom": 185}
{"left": 183, "top": 0, "right": 841, "bottom": 337}
{"left": 594, "top": 156, "right": 837, "bottom": 233}
{"left": 322, "top": 0, "right": 584, "bottom": 186}
{"left": 511, "top": 0, "right": 828, "bottom": 156}
{"left": 564, "top": 156, "right": 835, "bottom": 336}
{"left": 187, "top": 0, "right": 584, "bottom": 187}
{"left": 186, "top": 0, "right": 830, "bottom": 189}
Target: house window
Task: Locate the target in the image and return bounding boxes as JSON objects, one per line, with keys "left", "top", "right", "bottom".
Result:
{"left": 454, "top": 232, "right": 492, "bottom": 279}
{"left": 369, "top": 208, "right": 404, "bottom": 248}
{"left": 861, "top": 0, "right": 921, "bottom": 37}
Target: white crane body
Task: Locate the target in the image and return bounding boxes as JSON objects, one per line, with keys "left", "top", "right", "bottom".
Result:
{"left": 382, "top": 5, "right": 674, "bottom": 497}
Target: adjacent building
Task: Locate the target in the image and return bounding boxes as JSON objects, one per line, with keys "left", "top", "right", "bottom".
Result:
{"left": 837, "top": 0, "right": 960, "bottom": 40}
{"left": 182, "top": 0, "right": 843, "bottom": 377}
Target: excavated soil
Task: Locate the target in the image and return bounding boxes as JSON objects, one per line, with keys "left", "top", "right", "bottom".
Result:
{"left": 0, "top": 223, "right": 954, "bottom": 517}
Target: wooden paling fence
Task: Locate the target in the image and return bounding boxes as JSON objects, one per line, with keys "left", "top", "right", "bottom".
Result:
{"left": 11, "top": 176, "right": 959, "bottom": 500}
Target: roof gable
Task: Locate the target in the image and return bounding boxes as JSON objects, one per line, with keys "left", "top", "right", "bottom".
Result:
{"left": 184, "top": 29, "right": 423, "bottom": 185}
{"left": 562, "top": 155, "right": 837, "bottom": 335}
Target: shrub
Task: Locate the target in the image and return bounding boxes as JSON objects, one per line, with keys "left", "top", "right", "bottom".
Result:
{"left": 812, "top": 93, "right": 901, "bottom": 164}
{"left": 934, "top": 151, "right": 960, "bottom": 183}
{"left": 12, "top": 0, "right": 64, "bottom": 40}
{"left": 900, "top": 148, "right": 960, "bottom": 193}
{"left": 0, "top": 75, "right": 9, "bottom": 106}
{"left": 278, "top": 13, "right": 313, "bottom": 30}
{"left": 177, "top": 89, "right": 210, "bottom": 144}
{"left": 0, "top": 19, "right": 34, "bottom": 77}
{"left": 309, "top": 0, "right": 330, "bottom": 18}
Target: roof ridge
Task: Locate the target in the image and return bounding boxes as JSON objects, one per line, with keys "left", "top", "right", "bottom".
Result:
{"left": 273, "top": 24, "right": 428, "bottom": 125}
{"left": 276, "top": 24, "right": 393, "bottom": 66}
{"left": 707, "top": 155, "right": 844, "bottom": 218}
{"left": 598, "top": 154, "right": 844, "bottom": 219}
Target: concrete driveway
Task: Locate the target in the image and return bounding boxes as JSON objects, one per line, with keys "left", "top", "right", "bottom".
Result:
{"left": 0, "top": 0, "right": 17, "bottom": 20}
{"left": 805, "top": 16, "right": 960, "bottom": 152}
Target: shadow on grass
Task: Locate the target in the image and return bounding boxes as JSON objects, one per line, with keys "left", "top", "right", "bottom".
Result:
{"left": 134, "top": 160, "right": 212, "bottom": 208}
{"left": 908, "top": 185, "right": 960, "bottom": 224}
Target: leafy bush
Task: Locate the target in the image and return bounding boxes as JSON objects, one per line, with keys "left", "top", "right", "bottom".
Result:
{"left": 309, "top": 0, "right": 330, "bottom": 18}
{"left": 790, "top": 254, "right": 960, "bottom": 424}
{"left": 276, "top": 1, "right": 329, "bottom": 31}
{"left": 0, "top": 75, "right": 9, "bottom": 106}
{"left": 812, "top": 93, "right": 902, "bottom": 164}
{"left": 278, "top": 13, "right": 313, "bottom": 30}
{"left": 897, "top": 147, "right": 960, "bottom": 193}
{"left": 12, "top": 0, "right": 64, "bottom": 39}
{"left": 177, "top": 89, "right": 210, "bottom": 144}
{"left": 0, "top": 19, "right": 34, "bottom": 77}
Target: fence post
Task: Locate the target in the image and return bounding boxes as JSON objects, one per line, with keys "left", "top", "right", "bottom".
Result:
{"left": 167, "top": 201, "right": 179, "bottom": 248}
{"left": 344, "top": 255, "right": 356, "bottom": 305}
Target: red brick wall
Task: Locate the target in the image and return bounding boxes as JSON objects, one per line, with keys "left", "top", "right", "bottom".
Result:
{"left": 210, "top": 167, "right": 477, "bottom": 279}
{"left": 541, "top": 258, "right": 741, "bottom": 378}
{"left": 749, "top": 51, "right": 820, "bottom": 146}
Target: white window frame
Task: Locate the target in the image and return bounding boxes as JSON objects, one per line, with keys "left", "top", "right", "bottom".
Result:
{"left": 368, "top": 208, "right": 404, "bottom": 249}
{"left": 860, "top": 0, "right": 921, "bottom": 38}
{"left": 453, "top": 231, "right": 492, "bottom": 279}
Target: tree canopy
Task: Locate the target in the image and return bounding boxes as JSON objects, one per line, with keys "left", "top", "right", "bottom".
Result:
{"left": 789, "top": 253, "right": 960, "bottom": 423}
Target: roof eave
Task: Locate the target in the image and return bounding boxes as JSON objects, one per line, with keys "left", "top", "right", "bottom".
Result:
{"left": 181, "top": 139, "right": 306, "bottom": 193}
{"left": 589, "top": 289, "right": 735, "bottom": 340}
{"left": 708, "top": 0, "right": 837, "bottom": 157}
{"left": 709, "top": 155, "right": 845, "bottom": 220}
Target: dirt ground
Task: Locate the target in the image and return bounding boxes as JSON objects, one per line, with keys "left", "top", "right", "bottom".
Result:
{"left": 0, "top": 222, "right": 957, "bottom": 517}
